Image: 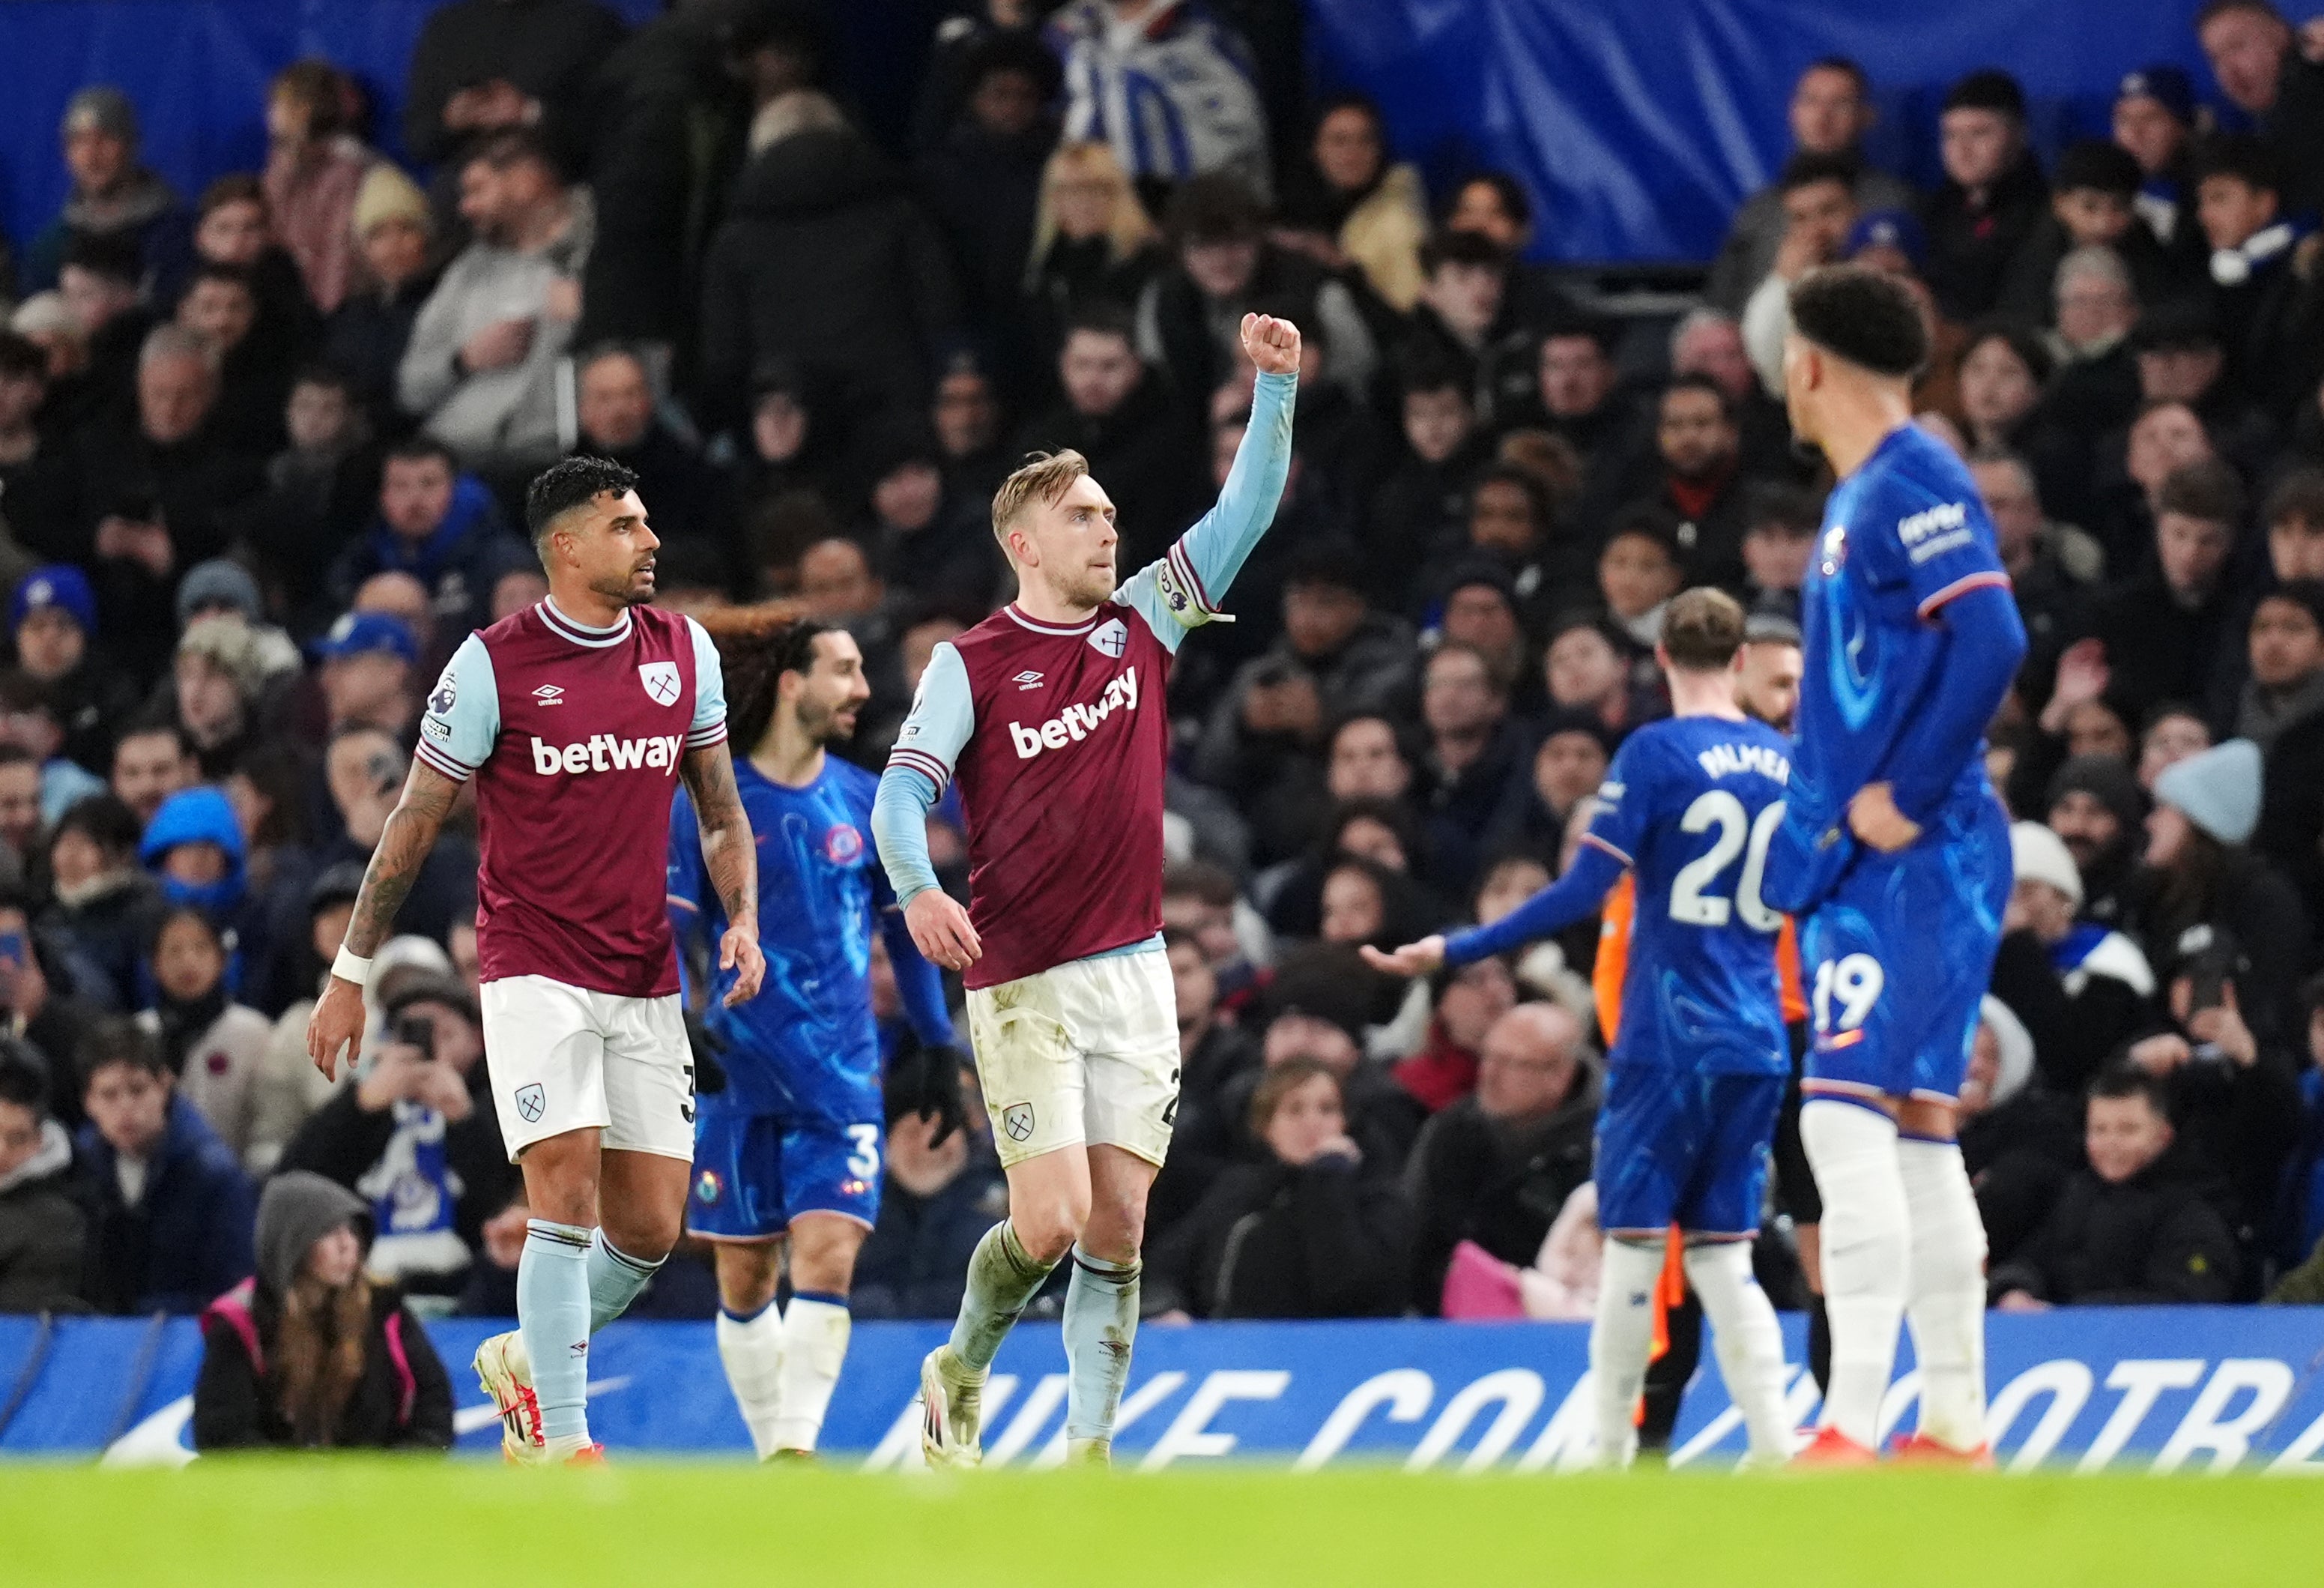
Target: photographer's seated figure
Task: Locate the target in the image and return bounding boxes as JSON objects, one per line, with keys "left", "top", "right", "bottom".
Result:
{"left": 277, "top": 973, "right": 516, "bottom": 1299}
{"left": 193, "top": 1170, "right": 454, "bottom": 1450}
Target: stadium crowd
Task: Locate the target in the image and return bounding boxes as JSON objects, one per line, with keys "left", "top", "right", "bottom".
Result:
{"left": 4, "top": 0, "right": 2324, "bottom": 1396}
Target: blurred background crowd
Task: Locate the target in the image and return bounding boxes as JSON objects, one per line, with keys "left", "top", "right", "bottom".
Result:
{"left": 2, "top": 1, "right": 2324, "bottom": 1371}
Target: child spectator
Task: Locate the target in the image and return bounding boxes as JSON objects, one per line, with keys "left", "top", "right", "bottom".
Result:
{"left": 75, "top": 1015, "right": 255, "bottom": 1314}
{"left": 136, "top": 906, "right": 272, "bottom": 1167}
{"left": 1990, "top": 1066, "right": 2239, "bottom": 1308}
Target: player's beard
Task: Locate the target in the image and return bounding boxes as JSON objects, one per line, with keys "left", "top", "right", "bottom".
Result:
{"left": 590, "top": 561, "right": 656, "bottom": 608}
{"left": 1056, "top": 561, "right": 1115, "bottom": 611}
{"left": 797, "top": 696, "right": 856, "bottom": 746}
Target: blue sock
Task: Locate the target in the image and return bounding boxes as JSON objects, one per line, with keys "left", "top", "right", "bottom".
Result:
{"left": 586, "top": 1230, "right": 662, "bottom": 1332}
{"left": 519, "top": 1220, "right": 595, "bottom": 1443}
{"left": 947, "top": 1221, "right": 1056, "bottom": 1372}
{"left": 1062, "top": 1246, "right": 1140, "bottom": 1443}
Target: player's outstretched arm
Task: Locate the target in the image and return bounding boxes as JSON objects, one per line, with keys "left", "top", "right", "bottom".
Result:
{"left": 1364, "top": 842, "right": 1630, "bottom": 980}
{"left": 680, "top": 744, "right": 766, "bottom": 1006}
{"left": 305, "top": 759, "right": 462, "bottom": 1079}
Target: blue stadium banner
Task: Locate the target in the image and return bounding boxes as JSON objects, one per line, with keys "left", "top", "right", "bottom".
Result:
{"left": 5, "top": 1311, "right": 2322, "bottom": 1471}
{"left": 1306, "top": 0, "right": 2230, "bottom": 262}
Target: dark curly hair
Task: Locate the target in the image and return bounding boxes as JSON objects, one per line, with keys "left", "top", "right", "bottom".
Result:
{"left": 690, "top": 601, "right": 830, "bottom": 755}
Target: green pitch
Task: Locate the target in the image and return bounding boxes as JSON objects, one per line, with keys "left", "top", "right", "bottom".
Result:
{"left": 1, "top": 1461, "right": 2311, "bottom": 1587}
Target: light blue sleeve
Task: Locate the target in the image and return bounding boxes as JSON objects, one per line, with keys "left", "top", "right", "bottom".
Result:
{"left": 874, "top": 641, "right": 975, "bottom": 904}
{"left": 686, "top": 617, "right": 727, "bottom": 748}
{"left": 1117, "top": 369, "right": 1295, "bottom": 653}
{"left": 413, "top": 634, "right": 501, "bottom": 782}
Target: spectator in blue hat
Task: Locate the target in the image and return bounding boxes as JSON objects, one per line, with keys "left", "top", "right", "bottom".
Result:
{"left": 2112, "top": 67, "right": 2209, "bottom": 277}
{"left": 326, "top": 435, "right": 523, "bottom": 644}
{"left": 10, "top": 564, "right": 138, "bottom": 776}
{"left": 314, "top": 610, "right": 420, "bottom": 739}
{"left": 1702, "top": 57, "right": 1916, "bottom": 315}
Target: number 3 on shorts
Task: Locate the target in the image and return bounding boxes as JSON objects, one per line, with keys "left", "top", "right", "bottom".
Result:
{"left": 846, "top": 1123, "right": 880, "bottom": 1180}
{"left": 1812, "top": 953, "right": 1886, "bottom": 1033}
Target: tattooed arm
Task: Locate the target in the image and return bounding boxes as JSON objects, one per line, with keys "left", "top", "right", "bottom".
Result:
{"left": 304, "top": 759, "right": 462, "bottom": 1079}
{"left": 680, "top": 743, "right": 766, "bottom": 1006}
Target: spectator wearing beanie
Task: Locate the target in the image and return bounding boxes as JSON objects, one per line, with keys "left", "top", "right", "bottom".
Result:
{"left": 2040, "top": 753, "right": 2147, "bottom": 926}
{"left": 176, "top": 559, "right": 303, "bottom": 684}
{"left": 2130, "top": 738, "right": 2309, "bottom": 1042}
{"left": 1924, "top": 69, "right": 2050, "bottom": 322}
{"left": 2113, "top": 66, "right": 2203, "bottom": 268}
{"left": 170, "top": 616, "right": 269, "bottom": 781}
{"left": 1991, "top": 820, "right": 2158, "bottom": 1093}
{"left": 324, "top": 163, "right": 438, "bottom": 425}
{"left": 25, "top": 85, "right": 193, "bottom": 294}
{"left": 10, "top": 564, "right": 138, "bottom": 778}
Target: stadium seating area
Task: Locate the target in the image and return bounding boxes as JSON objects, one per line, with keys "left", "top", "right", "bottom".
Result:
{"left": 2, "top": 0, "right": 2324, "bottom": 1367}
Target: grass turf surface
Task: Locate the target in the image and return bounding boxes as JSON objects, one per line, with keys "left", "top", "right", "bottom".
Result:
{"left": 3, "top": 1462, "right": 2315, "bottom": 1587}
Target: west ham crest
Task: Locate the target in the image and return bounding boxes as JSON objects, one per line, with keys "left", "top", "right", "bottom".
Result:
{"left": 639, "top": 660, "right": 681, "bottom": 706}
{"left": 1002, "top": 1102, "right": 1035, "bottom": 1142}
{"left": 1088, "top": 618, "right": 1128, "bottom": 659}
{"left": 515, "top": 1084, "right": 545, "bottom": 1123}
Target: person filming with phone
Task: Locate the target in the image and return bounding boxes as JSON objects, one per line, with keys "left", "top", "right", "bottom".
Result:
{"left": 2105, "top": 740, "right": 2311, "bottom": 1272}
{"left": 277, "top": 971, "right": 516, "bottom": 1299}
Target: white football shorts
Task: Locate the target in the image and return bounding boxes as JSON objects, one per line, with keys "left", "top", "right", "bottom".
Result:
{"left": 479, "top": 976, "right": 695, "bottom": 1163}
{"left": 964, "top": 948, "right": 1178, "bottom": 1171}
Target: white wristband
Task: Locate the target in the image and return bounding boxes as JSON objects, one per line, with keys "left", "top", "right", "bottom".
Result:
{"left": 330, "top": 946, "right": 375, "bottom": 988}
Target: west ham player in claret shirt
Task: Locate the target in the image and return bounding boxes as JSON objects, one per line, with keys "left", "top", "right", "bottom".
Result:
{"left": 306, "top": 457, "right": 766, "bottom": 1464}
{"left": 874, "top": 312, "right": 1301, "bottom": 1468}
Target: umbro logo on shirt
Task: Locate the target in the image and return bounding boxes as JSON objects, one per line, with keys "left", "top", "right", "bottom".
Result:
{"left": 1013, "top": 670, "right": 1045, "bottom": 691}
{"left": 533, "top": 685, "right": 564, "bottom": 705}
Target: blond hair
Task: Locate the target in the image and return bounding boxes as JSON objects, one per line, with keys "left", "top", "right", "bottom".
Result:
{"left": 1025, "top": 141, "right": 1157, "bottom": 290}
{"left": 990, "top": 450, "right": 1089, "bottom": 558}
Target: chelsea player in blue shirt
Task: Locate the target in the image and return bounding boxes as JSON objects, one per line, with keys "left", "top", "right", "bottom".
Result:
{"left": 1365, "top": 590, "right": 1794, "bottom": 1469}
{"left": 669, "top": 612, "right": 965, "bottom": 1459}
{"left": 1765, "top": 265, "right": 2027, "bottom": 1466}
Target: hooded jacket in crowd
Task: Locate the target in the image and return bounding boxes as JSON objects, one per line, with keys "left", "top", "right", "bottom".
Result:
{"left": 191, "top": 1170, "right": 453, "bottom": 1450}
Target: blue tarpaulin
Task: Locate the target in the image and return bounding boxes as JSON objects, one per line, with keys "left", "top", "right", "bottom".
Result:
{"left": 7, "top": 1308, "right": 2323, "bottom": 1470}
{"left": 1307, "top": 0, "right": 2250, "bottom": 262}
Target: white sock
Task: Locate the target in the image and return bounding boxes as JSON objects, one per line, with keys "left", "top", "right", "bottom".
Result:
{"left": 769, "top": 1293, "right": 852, "bottom": 1453}
{"left": 1683, "top": 1240, "right": 1792, "bottom": 1467}
{"left": 1800, "top": 1099, "right": 1909, "bottom": 1451}
{"left": 715, "top": 1302, "right": 787, "bottom": 1459}
{"left": 1590, "top": 1239, "right": 1668, "bottom": 1469}
{"left": 1898, "top": 1137, "right": 1989, "bottom": 1452}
